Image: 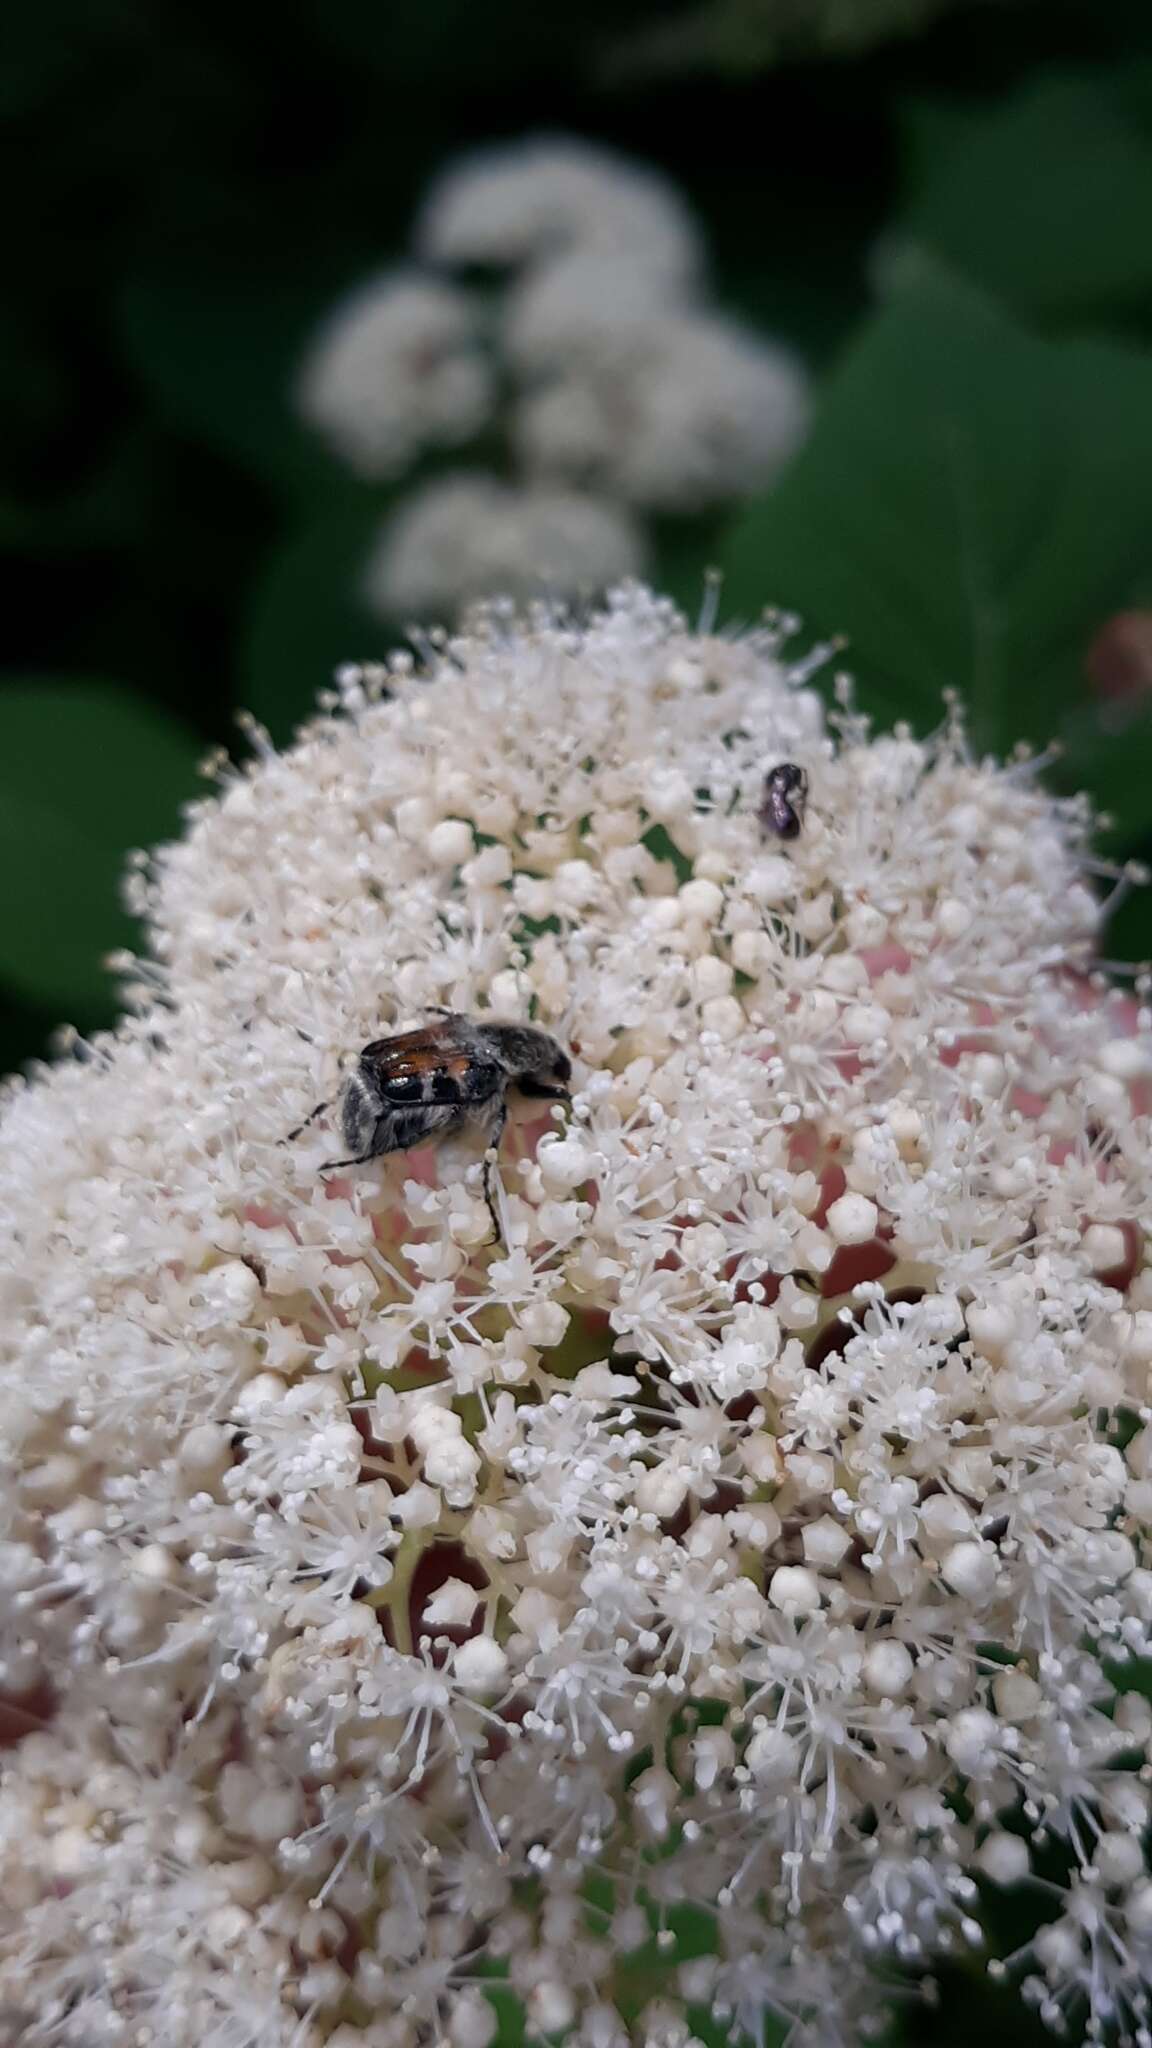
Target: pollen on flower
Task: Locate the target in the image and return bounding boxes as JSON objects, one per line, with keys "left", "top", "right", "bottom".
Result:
{"left": 2, "top": 584, "right": 1152, "bottom": 2046}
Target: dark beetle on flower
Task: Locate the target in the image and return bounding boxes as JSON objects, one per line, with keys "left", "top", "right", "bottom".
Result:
{"left": 288, "top": 1011, "right": 572, "bottom": 1243}
{"left": 759, "top": 762, "right": 809, "bottom": 841}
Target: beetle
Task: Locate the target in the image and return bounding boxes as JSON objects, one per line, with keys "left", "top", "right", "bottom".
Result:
{"left": 759, "top": 763, "right": 809, "bottom": 841}
{"left": 288, "top": 1012, "right": 572, "bottom": 1242}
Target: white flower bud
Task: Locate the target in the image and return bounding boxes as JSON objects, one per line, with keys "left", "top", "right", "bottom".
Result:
{"left": 992, "top": 1670, "right": 1042, "bottom": 1722}
{"left": 691, "top": 954, "right": 734, "bottom": 1002}
{"left": 801, "top": 1515, "right": 852, "bottom": 1568}
{"left": 841, "top": 1002, "right": 890, "bottom": 1048}
{"left": 537, "top": 1137, "right": 595, "bottom": 1193}
{"left": 636, "top": 1463, "right": 690, "bottom": 1519}
{"left": 678, "top": 878, "right": 723, "bottom": 923}
{"left": 739, "top": 1432, "right": 784, "bottom": 1484}
{"left": 1117, "top": 1310, "right": 1152, "bottom": 1366}
{"left": 516, "top": 1300, "right": 570, "bottom": 1347}
{"left": 731, "top": 929, "right": 768, "bottom": 974}
{"left": 825, "top": 1193, "right": 879, "bottom": 1246}
{"left": 966, "top": 1301, "right": 1015, "bottom": 1358}
{"left": 199, "top": 1259, "right": 262, "bottom": 1319}
{"left": 1083, "top": 1223, "right": 1127, "bottom": 1274}
{"left": 1115, "top": 1693, "right": 1152, "bottom": 1741}
{"left": 453, "top": 1635, "right": 509, "bottom": 1695}
{"left": 130, "top": 1543, "right": 177, "bottom": 1585}
{"left": 939, "top": 1540, "right": 998, "bottom": 1602}
{"left": 428, "top": 818, "right": 474, "bottom": 866}
{"left": 1126, "top": 1880, "right": 1152, "bottom": 1931}
{"left": 234, "top": 1372, "right": 286, "bottom": 1415}
{"left": 1035, "top": 1920, "right": 1084, "bottom": 1975}
{"left": 690, "top": 1727, "right": 735, "bottom": 1791}
{"left": 409, "top": 1407, "right": 482, "bottom": 1506}
{"left": 1098, "top": 1036, "right": 1152, "bottom": 1080}
{"left": 631, "top": 1766, "right": 677, "bottom": 1839}
{"left": 1094, "top": 1832, "right": 1145, "bottom": 1887}
{"left": 768, "top": 1565, "right": 822, "bottom": 1613}
{"left": 701, "top": 994, "right": 745, "bottom": 1038}
{"left": 423, "top": 1578, "right": 481, "bottom": 1629}
{"left": 945, "top": 1707, "right": 1000, "bottom": 1775}
{"left": 784, "top": 1450, "right": 834, "bottom": 1497}
{"left": 844, "top": 901, "right": 887, "bottom": 946}
{"left": 527, "top": 1982, "right": 576, "bottom": 2035}
{"left": 448, "top": 1991, "right": 499, "bottom": 2048}
{"left": 862, "top": 1640, "right": 914, "bottom": 1697}
{"left": 936, "top": 897, "right": 973, "bottom": 939}
{"left": 976, "top": 1831, "right": 1030, "bottom": 1885}
{"left": 745, "top": 1726, "right": 801, "bottom": 1782}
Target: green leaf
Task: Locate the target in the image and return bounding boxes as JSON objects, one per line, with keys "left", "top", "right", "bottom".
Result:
{"left": 895, "top": 95, "right": 988, "bottom": 202}
{"left": 118, "top": 276, "right": 345, "bottom": 505}
{"left": 717, "top": 280, "right": 1152, "bottom": 820}
{"left": 0, "top": 683, "right": 201, "bottom": 1013}
{"left": 240, "top": 489, "right": 398, "bottom": 742}
{"left": 1054, "top": 702, "right": 1152, "bottom": 841}
{"left": 887, "top": 74, "right": 1152, "bottom": 329}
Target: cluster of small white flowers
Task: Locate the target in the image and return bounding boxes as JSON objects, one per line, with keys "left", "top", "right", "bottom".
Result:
{"left": 417, "top": 136, "right": 702, "bottom": 284}
{"left": 514, "top": 311, "right": 809, "bottom": 513}
{"left": 362, "top": 474, "right": 646, "bottom": 618}
{"left": 3, "top": 586, "right": 1152, "bottom": 2048}
{"left": 296, "top": 137, "right": 809, "bottom": 619}
{"left": 297, "top": 274, "right": 493, "bottom": 483}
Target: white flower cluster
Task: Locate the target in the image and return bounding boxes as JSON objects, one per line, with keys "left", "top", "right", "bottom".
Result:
{"left": 297, "top": 274, "right": 493, "bottom": 483}
{"left": 364, "top": 475, "right": 645, "bottom": 618}
{"left": 3, "top": 587, "right": 1152, "bottom": 2048}
{"left": 296, "top": 137, "right": 809, "bottom": 620}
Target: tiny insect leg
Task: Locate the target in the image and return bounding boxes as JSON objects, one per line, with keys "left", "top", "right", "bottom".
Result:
{"left": 480, "top": 1101, "right": 508, "bottom": 1247}
{"left": 320, "top": 1117, "right": 392, "bottom": 1173}
{"left": 283, "top": 1098, "right": 331, "bottom": 1143}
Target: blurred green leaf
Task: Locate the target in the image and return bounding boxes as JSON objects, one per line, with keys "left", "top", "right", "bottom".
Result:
{"left": 118, "top": 276, "right": 345, "bottom": 505}
{"left": 1053, "top": 702, "right": 1152, "bottom": 847}
{"left": 240, "top": 489, "right": 397, "bottom": 741}
{"left": 0, "top": 682, "right": 200, "bottom": 1012}
{"left": 718, "top": 279, "right": 1152, "bottom": 842}
{"left": 894, "top": 95, "right": 988, "bottom": 201}
{"left": 886, "top": 74, "right": 1152, "bottom": 329}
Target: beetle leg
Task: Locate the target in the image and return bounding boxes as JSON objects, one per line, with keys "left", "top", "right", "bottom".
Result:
{"left": 284, "top": 1098, "right": 330, "bottom": 1143}
{"left": 479, "top": 1100, "right": 508, "bottom": 1246}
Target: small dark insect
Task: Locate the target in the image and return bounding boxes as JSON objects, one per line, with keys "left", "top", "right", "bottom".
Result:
{"left": 287, "top": 1012, "right": 572, "bottom": 1243}
{"left": 759, "top": 763, "right": 809, "bottom": 841}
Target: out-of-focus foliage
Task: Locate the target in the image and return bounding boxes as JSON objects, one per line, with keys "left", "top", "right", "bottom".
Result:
{"left": 882, "top": 71, "right": 1152, "bottom": 327}
{"left": 607, "top": 0, "right": 1010, "bottom": 77}
{"left": 0, "top": 684, "right": 201, "bottom": 1012}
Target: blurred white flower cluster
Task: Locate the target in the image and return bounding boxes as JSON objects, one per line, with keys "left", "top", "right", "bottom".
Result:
{"left": 4, "top": 587, "right": 1152, "bottom": 2048}
{"left": 296, "top": 138, "right": 809, "bottom": 618}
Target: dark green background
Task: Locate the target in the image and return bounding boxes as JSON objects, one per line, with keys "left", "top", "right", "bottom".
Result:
{"left": 5, "top": 1, "right": 1152, "bottom": 2038}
